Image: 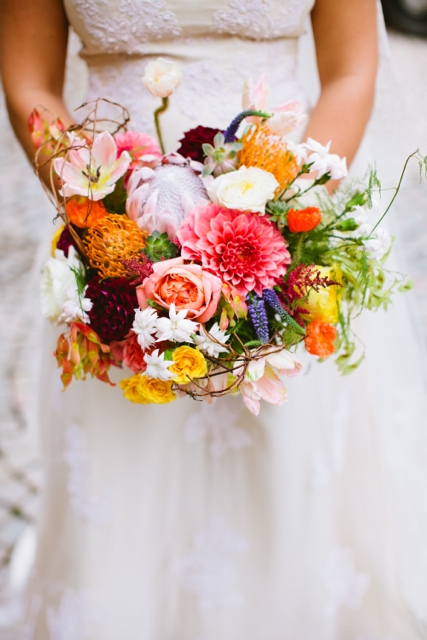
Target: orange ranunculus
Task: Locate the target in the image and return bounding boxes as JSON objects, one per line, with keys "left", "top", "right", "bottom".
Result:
{"left": 304, "top": 319, "right": 336, "bottom": 358}
{"left": 66, "top": 197, "right": 108, "bottom": 228}
{"left": 288, "top": 207, "right": 322, "bottom": 233}
{"left": 123, "top": 331, "right": 148, "bottom": 374}
{"left": 136, "top": 257, "right": 222, "bottom": 324}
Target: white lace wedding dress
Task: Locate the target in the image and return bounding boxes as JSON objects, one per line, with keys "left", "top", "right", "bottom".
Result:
{"left": 14, "top": 1, "right": 427, "bottom": 639}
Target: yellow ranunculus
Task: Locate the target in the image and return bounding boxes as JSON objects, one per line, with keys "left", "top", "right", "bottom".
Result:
{"left": 139, "top": 375, "right": 176, "bottom": 404}
{"left": 170, "top": 346, "right": 207, "bottom": 384}
{"left": 301, "top": 264, "right": 343, "bottom": 325}
{"left": 120, "top": 374, "right": 176, "bottom": 404}
{"left": 119, "top": 374, "right": 150, "bottom": 404}
{"left": 51, "top": 224, "right": 65, "bottom": 256}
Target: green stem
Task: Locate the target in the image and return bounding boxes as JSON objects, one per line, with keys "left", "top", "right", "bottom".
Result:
{"left": 294, "top": 232, "right": 305, "bottom": 265}
{"left": 154, "top": 97, "right": 168, "bottom": 155}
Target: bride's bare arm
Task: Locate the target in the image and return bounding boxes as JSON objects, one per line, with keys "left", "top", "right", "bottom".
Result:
{"left": 307, "top": 0, "right": 378, "bottom": 187}
{"left": 0, "top": 0, "right": 72, "bottom": 173}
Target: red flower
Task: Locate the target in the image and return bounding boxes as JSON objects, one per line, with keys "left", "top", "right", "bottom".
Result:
{"left": 304, "top": 320, "right": 336, "bottom": 358}
{"left": 176, "top": 126, "right": 221, "bottom": 163}
{"left": 86, "top": 276, "right": 137, "bottom": 342}
{"left": 178, "top": 203, "right": 291, "bottom": 296}
{"left": 288, "top": 207, "right": 321, "bottom": 233}
{"left": 123, "top": 331, "right": 148, "bottom": 373}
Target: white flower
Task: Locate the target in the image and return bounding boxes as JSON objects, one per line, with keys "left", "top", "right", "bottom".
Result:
{"left": 155, "top": 303, "right": 199, "bottom": 343}
{"left": 194, "top": 323, "right": 229, "bottom": 358}
{"left": 142, "top": 58, "right": 182, "bottom": 98}
{"left": 207, "top": 165, "right": 278, "bottom": 215}
{"left": 286, "top": 141, "right": 308, "bottom": 166}
{"left": 304, "top": 138, "right": 347, "bottom": 180}
{"left": 364, "top": 228, "right": 392, "bottom": 261}
{"left": 41, "top": 247, "right": 81, "bottom": 324}
{"left": 143, "top": 349, "right": 175, "bottom": 381}
{"left": 61, "top": 286, "right": 93, "bottom": 323}
{"left": 244, "top": 358, "right": 266, "bottom": 382}
{"left": 264, "top": 348, "right": 302, "bottom": 377}
{"left": 132, "top": 307, "right": 158, "bottom": 350}
{"left": 352, "top": 205, "right": 369, "bottom": 226}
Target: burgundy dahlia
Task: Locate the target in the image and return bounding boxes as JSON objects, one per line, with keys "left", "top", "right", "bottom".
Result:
{"left": 57, "top": 225, "right": 80, "bottom": 257}
{"left": 176, "top": 126, "right": 221, "bottom": 163}
{"left": 86, "top": 276, "right": 137, "bottom": 342}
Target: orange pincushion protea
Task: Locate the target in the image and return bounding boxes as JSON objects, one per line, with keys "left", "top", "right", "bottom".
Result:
{"left": 66, "top": 198, "right": 108, "bottom": 228}
{"left": 288, "top": 207, "right": 322, "bottom": 233}
{"left": 84, "top": 213, "right": 147, "bottom": 278}
{"left": 238, "top": 126, "right": 299, "bottom": 194}
{"left": 304, "top": 319, "right": 336, "bottom": 358}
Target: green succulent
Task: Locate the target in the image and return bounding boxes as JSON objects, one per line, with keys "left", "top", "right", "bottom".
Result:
{"left": 142, "top": 230, "right": 179, "bottom": 262}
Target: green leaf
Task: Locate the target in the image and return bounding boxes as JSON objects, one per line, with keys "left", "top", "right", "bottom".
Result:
{"left": 102, "top": 176, "right": 127, "bottom": 215}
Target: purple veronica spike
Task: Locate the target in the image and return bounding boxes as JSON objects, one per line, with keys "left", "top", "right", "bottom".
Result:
{"left": 247, "top": 292, "right": 269, "bottom": 344}
{"left": 223, "top": 110, "right": 271, "bottom": 143}
{"left": 262, "top": 288, "right": 306, "bottom": 335}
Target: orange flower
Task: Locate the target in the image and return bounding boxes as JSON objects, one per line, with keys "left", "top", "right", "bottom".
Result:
{"left": 66, "top": 198, "right": 108, "bottom": 228}
{"left": 84, "top": 213, "right": 147, "bottom": 278}
{"left": 238, "top": 126, "right": 299, "bottom": 194}
{"left": 288, "top": 207, "right": 322, "bottom": 233}
{"left": 304, "top": 320, "right": 336, "bottom": 358}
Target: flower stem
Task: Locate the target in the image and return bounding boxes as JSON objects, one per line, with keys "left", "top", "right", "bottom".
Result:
{"left": 154, "top": 97, "right": 168, "bottom": 155}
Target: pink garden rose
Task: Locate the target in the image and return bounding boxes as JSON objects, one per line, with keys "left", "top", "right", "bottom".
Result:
{"left": 137, "top": 257, "right": 222, "bottom": 324}
{"left": 177, "top": 203, "right": 291, "bottom": 296}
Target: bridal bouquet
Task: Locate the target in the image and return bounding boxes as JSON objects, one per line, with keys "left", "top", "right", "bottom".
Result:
{"left": 32, "top": 59, "right": 412, "bottom": 415}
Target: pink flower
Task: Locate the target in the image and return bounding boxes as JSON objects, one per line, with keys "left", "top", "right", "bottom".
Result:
{"left": 123, "top": 331, "right": 149, "bottom": 373}
{"left": 239, "top": 365, "right": 288, "bottom": 416}
{"left": 114, "top": 130, "right": 161, "bottom": 171}
{"left": 126, "top": 154, "right": 207, "bottom": 239}
{"left": 177, "top": 203, "right": 291, "bottom": 296}
{"left": 136, "top": 257, "right": 222, "bottom": 324}
{"left": 54, "top": 131, "right": 131, "bottom": 201}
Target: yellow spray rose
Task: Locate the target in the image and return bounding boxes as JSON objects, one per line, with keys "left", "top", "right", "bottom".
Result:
{"left": 120, "top": 374, "right": 149, "bottom": 404}
{"left": 301, "top": 264, "right": 343, "bottom": 324}
{"left": 51, "top": 224, "right": 65, "bottom": 256}
{"left": 170, "top": 346, "right": 207, "bottom": 384}
{"left": 120, "top": 374, "right": 176, "bottom": 404}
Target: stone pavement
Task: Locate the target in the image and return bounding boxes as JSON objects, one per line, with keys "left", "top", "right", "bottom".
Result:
{"left": 0, "top": 29, "right": 426, "bottom": 593}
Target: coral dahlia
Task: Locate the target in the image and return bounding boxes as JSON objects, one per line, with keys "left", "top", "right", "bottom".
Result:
{"left": 178, "top": 203, "right": 291, "bottom": 296}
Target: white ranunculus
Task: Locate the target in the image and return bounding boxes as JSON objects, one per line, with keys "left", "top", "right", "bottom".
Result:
{"left": 41, "top": 247, "right": 80, "bottom": 324}
{"left": 142, "top": 58, "right": 182, "bottom": 98}
{"left": 207, "top": 165, "right": 278, "bottom": 215}
{"left": 364, "top": 228, "right": 392, "bottom": 261}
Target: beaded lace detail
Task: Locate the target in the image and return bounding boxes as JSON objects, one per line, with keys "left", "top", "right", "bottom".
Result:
{"left": 184, "top": 397, "right": 252, "bottom": 458}
{"left": 322, "top": 547, "right": 370, "bottom": 617}
{"left": 71, "top": 0, "right": 181, "bottom": 54}
{"left": 213, "top": 0, "right": 307, "bottom": 39}
{"left": 63, "top": 424, "right": 112, "bottom": 524}
{"left": 47, "top": 589, "right": 96, "bottom": 640}
{"left": 174, "top": 517, "right": 248, "bottom": 609}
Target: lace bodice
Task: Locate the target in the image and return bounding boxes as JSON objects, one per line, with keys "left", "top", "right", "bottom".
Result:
{"left": 63, "top": 0, "right": 316, "bottom": 151}
{"left": 64, "top": 0, "right": 315, "bottom": 56}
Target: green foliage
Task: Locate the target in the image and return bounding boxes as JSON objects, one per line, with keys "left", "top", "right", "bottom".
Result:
{"left": 142, "top": 230, "right": 179, "bottom": 262}
{"left": 70, "top": 262, "right": 87, "bottom": 298}
{"left": 103, "top": 176, "right": 127, "bottom": 215}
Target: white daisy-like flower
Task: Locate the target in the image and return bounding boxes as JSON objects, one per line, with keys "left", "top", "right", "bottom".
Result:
{"left": 286, "top": 141, "right": 308, "bottom": 167}
{"left": 364, "top": 228, "right": 392, "bottom": 261}
{"left": 61, "top": 286, "right": 93, "bottom": 323}
{"left": 132, "top": 307, "right": 158, "bottom": 350}
{"left": 155, "top": 303, "right": 198, "bottom": 343}
{"left": 194, "top": 323, "right": 229, "bottom": 358}
{"left": 143, "top": 349, "right": 175, "bottom": 381}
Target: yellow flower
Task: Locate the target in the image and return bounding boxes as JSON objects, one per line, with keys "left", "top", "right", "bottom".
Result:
{"left": 301, "top": 264, "right": 343, "bottom": 324}
{"left": 51, "top": 224, "right": 65, "bottom": 256}
{"left": 120, "top": 374, "right": 176, "bottom": 404}
{"left": 169, "top": 346, "right": 207, "bottom": 384}
{"left": 120, "top": 374, "right": 150, "bottom": 404}
{"left": 139, "top": 375, "right": 176, "bottom": 404}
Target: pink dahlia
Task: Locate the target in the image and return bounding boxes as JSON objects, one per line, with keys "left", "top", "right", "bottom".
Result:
{"left": 177, "top": 203, "right": 291, "bottom": 296}
{"left": 114, "top": 130, "right": 161, "bottom": 171}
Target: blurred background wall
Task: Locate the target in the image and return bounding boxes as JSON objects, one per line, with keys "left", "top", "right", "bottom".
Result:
{"left": 0, "top": 6, "right": 426, "bottom": 611}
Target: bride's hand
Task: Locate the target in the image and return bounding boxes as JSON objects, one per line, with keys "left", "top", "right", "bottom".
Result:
{"left": 304, "top": 0, "right": 378, "bottom": 191}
